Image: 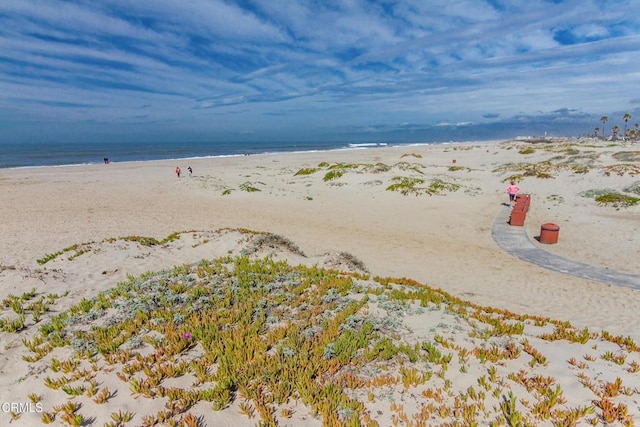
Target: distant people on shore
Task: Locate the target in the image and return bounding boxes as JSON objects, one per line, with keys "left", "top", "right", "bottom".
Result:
{"left": 103, "top": 157, "right": 109, "bottom": 164}
{"left": 507, "top": 181, "right": 520, "bottom": 207}
{"left": 188, "top": 166, "right": 192, "bottom": 176}
{"left": 175, "top": 166, "right": 181, "bottom": 178}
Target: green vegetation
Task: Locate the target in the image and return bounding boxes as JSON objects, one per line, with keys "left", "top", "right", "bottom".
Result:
{"left": 36, "top": 233, "right": 181, "bottom": 265}
{"left": 290, "top": 158, "right": 479, "bottom": 198}
{"left": 240, "top": 232, "right": 305, "bottom": 257}
{"left": 0, "top": 288, "right": 63, "bottom": 332}
{"left": 594, "top": 192, "right": 640, "bottom": 208}
{"left": 580, "top": 188, "right": 616, "bottom": 198}
{"left": 386, "top": 177, "right": 460, "bottom": 196}
{"left": 385, "top": 177, "right": 425, "bottom": 195}
{"left": 490, "top": 146, "right": 640, "bottom": 181}
{"left": 336, "top": 251, "right": 369, "bottom": 273}
{"left": 239, "top": 181, "right": 262, "bottom": 192}
{"left": 427, "top": 178, "right": 461, "bottom": 194}
{"left": 37, "top": 251, "right": 63, "bottom": 265}
{"left": 0, "top": 314, "right": 25, "bottom": 333}
{"left": 323, "top": 169, "right": 345, "bottom": 181}
{"left": 120, "top": 232, "right": 181, "bottom": 246}
{"left": 291, "top": 160, "right": 429, "bottom": 186}
{"left": 595, "top": 112, "right": 639, "bottom": 141}
{"left": 581, "top": 189, "right": 640, "bottom": 207}
{"left": 623, "top": 181, "right": 640, "bottom": 196}
{"left": 546, "top": 194, "right": 564, "bottom": 205}
{"left": 602, "top": 163, "right": 640, "bottom": 177}
{"left": 21, "top": 235, "right": 639, "bottom": 425}
{"left": 392, "top": 161, "right": 424, "bottom": 174}
{"left": 562, "top": 148, "right": 580, "bottom": 155}
{"left": 612, "top": 151, "right": 640, "bottom": 162}
{"left": 518, "top": 148, "right": 535, "bottom": 155}
{"left": 294, "top": 167, "right": 319, "bottom": 176}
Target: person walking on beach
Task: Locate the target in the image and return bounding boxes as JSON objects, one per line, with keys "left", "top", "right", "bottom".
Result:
{"left": 507, "top": 181, "right": 520, "bottom": 207}
{"left": 175, "top": 166, "right": 181, "bottom": 178}
{"left": 187, "top": 166, "right": 192, "bottom": 176}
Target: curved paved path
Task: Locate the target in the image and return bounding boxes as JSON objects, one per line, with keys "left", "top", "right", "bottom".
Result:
{"left": 492, "top": 206, "right": 640, "bottom": 290}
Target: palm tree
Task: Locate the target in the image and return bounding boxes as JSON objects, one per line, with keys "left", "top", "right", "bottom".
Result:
{"left": 612, "top": 125, "right": 620, "bottom": 140}
{"left": 623, "top": 113, "right": 632, "bottom": 139}
{"left": 594, "top": 127, "right": 599, "bottom": 137}
{"left": 600, "top": 116, "right": 608, "bottom": 138}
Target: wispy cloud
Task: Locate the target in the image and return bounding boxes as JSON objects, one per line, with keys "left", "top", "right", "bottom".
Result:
{"left": 1, "top": 0, "right": 639, "bottom": 143}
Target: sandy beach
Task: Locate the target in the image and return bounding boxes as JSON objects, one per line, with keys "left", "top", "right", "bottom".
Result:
{"left": 1, "top": 138, "right": 639, "bottom": 426}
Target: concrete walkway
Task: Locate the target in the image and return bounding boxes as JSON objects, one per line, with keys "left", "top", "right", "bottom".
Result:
{"left": 492, "top": 206, "right": 640, "bottom": 290}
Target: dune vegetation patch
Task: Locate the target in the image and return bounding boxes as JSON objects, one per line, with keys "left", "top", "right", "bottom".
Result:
{"left": 240, "top": 233, "right": 306, "bottom": 258}
{"left": 293, "top": 167, "right": 320, "bottom": 176}
{"left": 546, "top": 194, "right": 564, "bottom": 205}
{"left": 560, "top": 148, "right": 581, "bottom": 156}
{"left": 292, "top": 160, "right": 478, "bottom": 197}
{"left": 580, "top": 189, "right": 640, "bottom": 208}
{"left": 495, "top": 153, "right": 640, "bottom": 182}
{"left": 623, "top": 181, "right": 640, "bottom": 196}
{"left": 36, "top": 233, "right": 182, "bottom": 265}
{"left": 601, "top": 164, "right": 640, "bottom": 177}
{"left": 293, "top": 161, "right": 425, "bottom": 184}
{"left": 1, "top": 288, "right": 67, "bottom": 332}
{"left": 612, "top": 151, "right": 640, "bottom": 162}
{"left": 323, "top": 169, "right": 346, "bottom": 182}
{"left": 594, "top": 192, "right": 640, "bottom": 208}
{"left": 220, "top": 181, "right": 265, "bottom": 195}
{"left": 494, "top": 161, "right": 597, "bottom": 182}
{"left": 7, "top": 248, "right": 640, "bottom": 425}
{"left": 550, "top": 152, "right": 600, "bottom": 169}
{"left": 239, "top": 181, "right": 263, "bottom": 192}
{"left": 392, "top": 162, "right": 424, "bottom": 174}
{"left": 385, "top": 177, "right": 461, "bottom": 196}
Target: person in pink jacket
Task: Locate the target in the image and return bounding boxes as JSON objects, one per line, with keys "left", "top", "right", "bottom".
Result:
{"left": 507, "top": 181, "right": 520, "bottom": 206}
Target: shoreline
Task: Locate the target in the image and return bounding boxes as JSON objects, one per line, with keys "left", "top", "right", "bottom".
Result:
{"left": 1, "top": 138, "right": 504, "bottom": 170}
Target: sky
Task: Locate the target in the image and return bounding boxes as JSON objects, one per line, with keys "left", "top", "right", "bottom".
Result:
{"left": 1, "top": 0, "right": 639, "bottom": 145}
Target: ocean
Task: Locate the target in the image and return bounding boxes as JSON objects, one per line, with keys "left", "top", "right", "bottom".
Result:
{"left": 0, "top": 139, "right": 450, "bottom": 169}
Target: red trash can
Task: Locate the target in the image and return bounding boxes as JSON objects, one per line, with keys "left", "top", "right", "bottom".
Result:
{"left": 539, "top": 223, "right": 560, "bottom": 244}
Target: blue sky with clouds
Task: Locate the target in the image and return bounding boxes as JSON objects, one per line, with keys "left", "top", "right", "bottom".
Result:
{"left": 1, "top": 0, "right": 639, "bottom": 144}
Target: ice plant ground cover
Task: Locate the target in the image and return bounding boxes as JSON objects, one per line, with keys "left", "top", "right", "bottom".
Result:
{"left": 5, "top": 240, "right": 639, "bottom": 426}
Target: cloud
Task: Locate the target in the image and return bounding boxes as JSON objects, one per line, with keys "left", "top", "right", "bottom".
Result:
{"left": 1, "top": 0, "right": 639, "bottom": 144}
